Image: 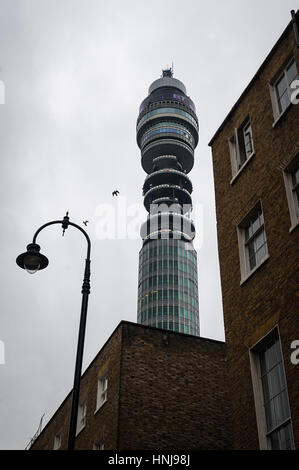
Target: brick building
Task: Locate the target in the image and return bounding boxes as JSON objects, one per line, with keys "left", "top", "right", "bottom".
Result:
{"left": 209, "top": 10, "right": 299, "bottom": 450}
{"left": 30, "top": 11, "right": 298, "bottom": 451}
{"left": 31, "top": 322, "right": 232, "bottom": 450}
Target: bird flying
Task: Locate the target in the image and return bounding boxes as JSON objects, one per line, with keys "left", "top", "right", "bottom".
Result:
{"left": 112, "top": 190, "right": 119, "bottom": 196}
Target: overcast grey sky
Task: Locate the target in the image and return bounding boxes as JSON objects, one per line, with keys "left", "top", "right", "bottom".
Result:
{"left": 0, "top": 0, "right": 296, "bottom": 450}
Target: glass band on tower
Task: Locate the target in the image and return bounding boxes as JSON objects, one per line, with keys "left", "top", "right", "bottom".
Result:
{"left": 137, "top": 68, "right": 200, "bottom": 336}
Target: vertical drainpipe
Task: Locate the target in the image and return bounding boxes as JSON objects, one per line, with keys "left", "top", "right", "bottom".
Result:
{"left": 291, "top": 10, "right": 299, "bottom": 48}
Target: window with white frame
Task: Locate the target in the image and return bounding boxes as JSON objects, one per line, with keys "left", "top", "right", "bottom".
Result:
{"left": 229, "top": 117, "right": 254, "bottom": 177}
{"left": 53, "top": 431, "right": 62, "bottom": 450}
{"left": 250, "top": 330, "right": 294, "bottom": 450}
{"left": 96, "top": 373, "right": 108, "bottom": 411}
{"left": 237, "top": 203, "right": 268, "bottom": 280}
{"left": 271, "top": 59, "right": 298, "bottom": 120}
{"left": 93, "top": 436, "right": 104, "bottom": 450}
{"left": 283, "top": 154, "right": 299, "bottom": 229}
{"left": 76, "top": 400, "right": 87, "bottom": 434}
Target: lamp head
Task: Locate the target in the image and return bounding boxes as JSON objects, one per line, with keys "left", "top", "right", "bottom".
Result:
{"left": 16, "top": 243, "right": 49, "bottom": 274}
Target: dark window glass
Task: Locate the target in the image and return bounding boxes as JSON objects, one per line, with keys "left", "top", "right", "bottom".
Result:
{"left": 259, "top": 337, "right": 294, "bottom": 449}
{"left": 244, "top": 207, "right": 267, "bottom": 272}
{"left": 287, "top": 60, "right": 298, "bottom": 85}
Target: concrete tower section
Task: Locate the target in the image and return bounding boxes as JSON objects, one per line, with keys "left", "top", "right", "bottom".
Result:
{"left": 137, "top": 69, "right": 200, "bottom": 336}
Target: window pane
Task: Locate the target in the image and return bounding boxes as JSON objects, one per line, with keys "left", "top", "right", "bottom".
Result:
{"left": 264, "top": 401, "right": 274, "bottom": 430}
{"left": 277, "top": 362, "right": 287, "bottom": 390}
{"left": 265, "top": 340, "right": 278, "bottom": 370}
{"left": 269, "top": 365, "right": 282, "bottom": 397}
{"left": 256, "top": 244, "right": 267, "bottom": 264}
{"left": 276, "top": 75, "right": 287, "bottom": 97}
{"left": 270, "top": 429, "right": 280, "bottom": 450}
{"left": 295, "top": 188, "right": 299, "bottom": 212}
{"left": 252, "top": 214, "right": 261, "bottom": 235}
{"left": 245, "top": 226, "right": 251, "bottom": 241}
{"left": 260, "top": 353, "right": 267, "bottom": 375}
{"left": 287, "top": 61, "right": 298, "bottom": 85}
{"left": 249, "top": 256, "right": 256, "bottom": 271}
{"left": 273, "top": 394, "right": 284, "bottom": 426}
{"left": 243, "top": 122, "right": 253, "bottom": 157}
{"left": 280, "top": 423, "right": 293, "bottom": 450}
{"left": 262, "top": 375, "right": 270, "bottom": 402}
{"left": 291, "top": 167, "right": 299, "bottom": 186}
{"left": 247, "top": 241, "right": 256, "bottom": 270}
{"left": 244, "top": 137, "right": 253, "bottom": 156}
{"left": 279, "top": 90, "right": 290, "bottom": 112}
{"left": 255, "top": 230, "right": 265, "bottom": 250}
{"left": 279, "top": 389, "right": 290, "bottom": 422}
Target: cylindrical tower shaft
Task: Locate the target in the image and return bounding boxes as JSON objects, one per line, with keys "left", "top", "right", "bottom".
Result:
{"left": 137, "top": 68, "right": 200, "bottom": 336}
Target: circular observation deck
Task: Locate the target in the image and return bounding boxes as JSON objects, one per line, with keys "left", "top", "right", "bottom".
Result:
{"left": 144, "top": 184, "right": 192, "bottom": 212}
{"left": 140, "top": 121, "right": 195, "bottom": 151}
{"left": 143, "top": 168, "right": 192, "bottom": 194}
{"left": 141, "top": 138, "right": 194, "bottom": 174}
{"left": 152, "top": 155, "right": 182, "bottom": 169}
{"left": 136, "top": 104, "right": 198, "bottom": 138}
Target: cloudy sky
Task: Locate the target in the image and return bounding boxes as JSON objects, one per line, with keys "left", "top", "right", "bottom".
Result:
{"left": 0, "top": 0, "right": 296, "bottom": 450}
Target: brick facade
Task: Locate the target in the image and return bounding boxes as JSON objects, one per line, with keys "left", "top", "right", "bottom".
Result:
{"left": 31, "top": 322, "right": 232, "bottom": 450}
{"left": 209, "top": 12, "right": 299, "bottom": 450}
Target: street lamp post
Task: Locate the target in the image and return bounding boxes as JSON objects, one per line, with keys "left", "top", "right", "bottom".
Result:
{"left": 16, "top": 212, "right": 91, "bottom": 450}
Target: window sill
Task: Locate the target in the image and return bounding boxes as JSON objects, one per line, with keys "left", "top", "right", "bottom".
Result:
{"left": 94, "top": 399, "right": 107, "bottom": 416}
{"left": 230, "top": 152, "right": 255, "bottom": 185}
{"left": 240, "top": 254, "right": 270, "bottom": 286}
{"left": 272, "top": 101, "right": 292, "bottom": 128}
{"left": 289, "top": 219, "right": 299, "bottom": 233}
